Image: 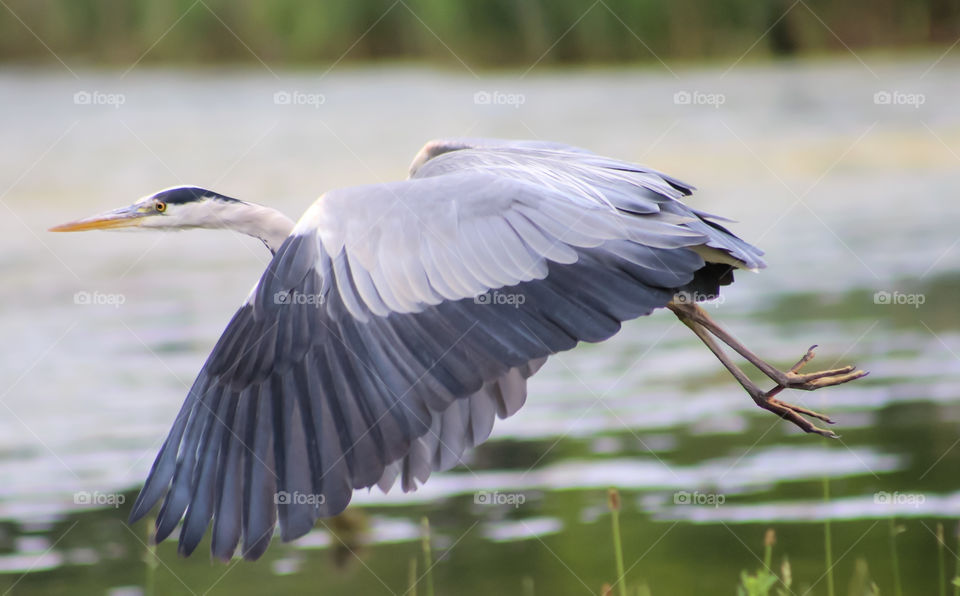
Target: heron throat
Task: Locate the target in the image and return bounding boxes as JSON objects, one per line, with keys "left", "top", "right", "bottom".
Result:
{"left": 202, "top": 200, "right": 296, "bottom": 255}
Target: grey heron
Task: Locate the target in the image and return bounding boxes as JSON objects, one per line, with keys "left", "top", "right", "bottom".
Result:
{"left": 50, "top": 138, "right": 867, "bottom": 560}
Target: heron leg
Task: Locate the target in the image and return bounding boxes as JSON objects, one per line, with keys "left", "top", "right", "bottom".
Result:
{"left": 667, "top": 300, "right": 867, "bottom": 438}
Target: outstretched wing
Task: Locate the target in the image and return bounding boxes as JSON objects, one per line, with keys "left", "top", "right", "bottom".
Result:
{"left": 129, "top": 140, "right": 764, "bottom": 561}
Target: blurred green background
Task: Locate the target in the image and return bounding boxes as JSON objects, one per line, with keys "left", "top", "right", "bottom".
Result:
{"left": 2, "top": 0, "right": 959, "bottom": 66}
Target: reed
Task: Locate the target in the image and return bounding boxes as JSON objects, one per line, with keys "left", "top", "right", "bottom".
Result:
{"left": 823, "top": 476, "right": 835, "bottom": 596}
{"left": 608, "top": 488, "right": 628, "bottom": 596}
{"left": 421, "top": 516, "right": 435, "bottom": 596}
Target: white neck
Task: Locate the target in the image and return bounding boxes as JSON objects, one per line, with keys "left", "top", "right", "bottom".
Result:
{"left": 225, "top": 202, "right": 296, "bottom": 254}
{"left": 160, "top": 200, "right": 296, "bottom": 254}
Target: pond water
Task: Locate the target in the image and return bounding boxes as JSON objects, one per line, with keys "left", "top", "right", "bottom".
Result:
{"left": 1, "top": 55, "right": 959, "bottom": 594}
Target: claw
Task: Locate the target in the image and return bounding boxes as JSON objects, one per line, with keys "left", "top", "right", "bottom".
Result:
{"left": 810, "top": 369, "right": 868, "bottom": 387}
{"left": 774, "top": 345, "right": 867, "bottom": 391}
{"left": 786, "top": 367, "right": 868, "bottom": 390}
{"left": 788, "top": 345, "right": 818, "bottom": 373}
{"left": 756, "top": 396, "right": 839, "bottom": 438}
{"left": 766, "top": 397, "right": 834, "bottom": 423}
{"left": 756, "top": 347, "right": 868, "bottom": 438}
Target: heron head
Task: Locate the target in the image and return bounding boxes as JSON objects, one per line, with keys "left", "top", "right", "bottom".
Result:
{"left": 49, "top": 186, "right": 243, "bottom": 233}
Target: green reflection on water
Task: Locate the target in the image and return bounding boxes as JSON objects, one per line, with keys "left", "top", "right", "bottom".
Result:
{"left": 4, "top": 394, "right": 958, "bottom": 595}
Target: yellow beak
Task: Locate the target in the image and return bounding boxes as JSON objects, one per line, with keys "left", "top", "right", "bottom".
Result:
{"left": 49, "top": 205, "right": 148, "bottom": 232}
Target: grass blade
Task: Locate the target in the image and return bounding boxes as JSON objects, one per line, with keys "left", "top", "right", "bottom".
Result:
{"left": 421, "top": 517, "right": 435, "bottom": 596}
{"left": 608, "top": 488, "right": 628, "bottom": 596}
{"left": 823, "top": 476, "right": 835, "bottom": 596}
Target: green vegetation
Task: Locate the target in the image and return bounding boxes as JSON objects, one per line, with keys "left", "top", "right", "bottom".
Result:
{"left": 608, "top": 488, "right": 628, "bottom": 596}
{"left": 890, "top": 517, "right": 905, "bottom": 596}
{"left": 420, "top": 516, "right": 435, "bottom": 596}
{"left": 5, "top": 484, "right": 958, "bottom": 594}
{"left": 824, "top": 476, "right": 835, "bottom": 596}
{"left": 736, "top": 529, "right": 790, "bottom": 596}
{"left": 1, "top": 0, "right": 957, "bottom": 68}
{"left": 404, "top": 507, "right": 955, "bottom": 594}
{"left": 143, "top": 518, "right": 157, "bottom": 596}
{"left": 408, "top": 555, "right": 418, "bottom": 596}
{"left": 939, "top": 523, "right": 947, "bottom": 596}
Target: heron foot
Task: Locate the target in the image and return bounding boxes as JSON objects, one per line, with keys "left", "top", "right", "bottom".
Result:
{"left": 668, "top": 301, "right": 869, "bottom": 439}
{"left": 747, "top": 345, "right": 867, "bottom": 438}
{"left": 765, "top": 345, "right": 869, "bottom": 392}
{"left": 750, "top": 391, "right": 838, "bottom": 438}
{"left": 744, "top": 346, "right": 867, "bottom": 438}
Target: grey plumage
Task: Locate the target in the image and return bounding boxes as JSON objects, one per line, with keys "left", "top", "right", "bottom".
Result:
{"left": 126, "top": 138, "right": 765, "bottom": 560}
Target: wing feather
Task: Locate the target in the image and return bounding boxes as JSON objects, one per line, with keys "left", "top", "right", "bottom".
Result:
{"left": 210, "top": 389, "right": 246, "bottom": 560}
{"left": 130, "top": 138, "right": 766, "bottom": 560}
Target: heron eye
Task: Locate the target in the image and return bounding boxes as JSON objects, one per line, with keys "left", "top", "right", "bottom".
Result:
{"left": 155, "top": 201, "right": 166, "bottom": 213}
